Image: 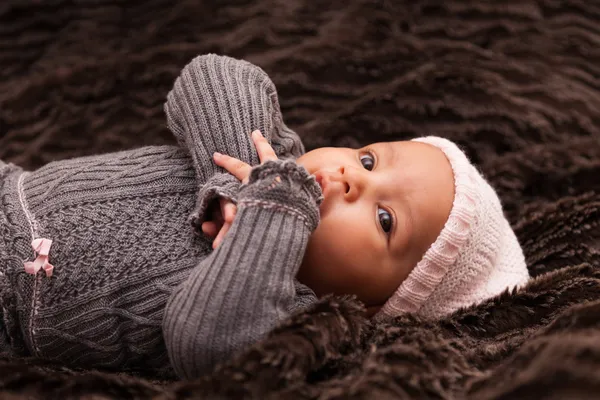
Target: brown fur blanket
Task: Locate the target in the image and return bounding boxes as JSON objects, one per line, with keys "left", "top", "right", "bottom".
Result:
{"left": 1, "top": 0, "right": 600, "bottom": 398}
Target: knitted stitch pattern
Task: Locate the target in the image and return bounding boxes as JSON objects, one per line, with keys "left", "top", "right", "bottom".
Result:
{"left": 0, "top": 160, "right": 34, "bottom": 357}
{"left": 378, "top": 137, "right": 529, "bottom": 320}
{"left": 0, "top": 55, "right": 320, "bottom": 379}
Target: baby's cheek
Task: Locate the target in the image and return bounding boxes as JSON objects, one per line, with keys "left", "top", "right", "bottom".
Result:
{"left": 324, "top": 230, "right": 379, "bottom": 293}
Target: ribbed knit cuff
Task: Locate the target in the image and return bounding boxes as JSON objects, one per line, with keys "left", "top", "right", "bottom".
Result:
{"left": 164, "top": 198, "right": 314, "bottom": 379}
{"left": 190, "top": 172, "right": 241, "bottom": 235}
{"left": 164, "top": 54, "right": 290, "bottom": 182}
{"left": 237, "top": 159, "right": 323, "bottom": 232}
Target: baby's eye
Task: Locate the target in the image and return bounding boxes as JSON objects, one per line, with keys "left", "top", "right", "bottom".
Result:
{"left": 378, "top": 208, "right": 393, "bottom": 234}
{"left": 360, "top": 152, "right": 375, "bottom": 171}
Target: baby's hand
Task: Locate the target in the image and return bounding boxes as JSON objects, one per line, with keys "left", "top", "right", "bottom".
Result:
{"left": 201, "top": 197, "right": 237, "bottom": 249}
{"left": 213, "top": 129, "right": 278, "bottom": 184}
{"left": 207, "top": 129, "right": 278, "bottom": 249}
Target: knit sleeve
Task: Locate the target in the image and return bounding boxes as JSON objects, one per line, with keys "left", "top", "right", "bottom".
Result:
{"left": 162, "top": 159, "right": 323, "bottom": 380}
{"left": 164, "top": 54, "right": 306, "bottom": 230}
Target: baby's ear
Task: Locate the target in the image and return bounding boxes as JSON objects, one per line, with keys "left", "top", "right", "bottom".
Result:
{"left": 365, "top": 304, "right": 382, "bottom": 318}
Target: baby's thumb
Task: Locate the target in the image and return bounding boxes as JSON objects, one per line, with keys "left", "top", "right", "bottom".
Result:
{"left": 220, "top": 198, "right": 237, "bottom": 223}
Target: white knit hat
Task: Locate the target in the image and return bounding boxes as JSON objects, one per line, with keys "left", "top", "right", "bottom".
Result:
{"left": 375, "top": 136, "right": 530, "bottom": 321}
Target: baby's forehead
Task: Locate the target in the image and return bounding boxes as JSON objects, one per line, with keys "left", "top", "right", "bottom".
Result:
{"left": 368, "top": 140, "right": 405, "bottom": 149}
{"left": 373, "top": 139, "right": 446, "bottom": 154}
{"left": 369, "top": 140, "right": 453, "bottom": 177}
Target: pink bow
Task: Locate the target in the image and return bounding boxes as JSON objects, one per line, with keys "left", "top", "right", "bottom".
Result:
{"left": 23, "top": 238, "right": 54, "bottom": 277}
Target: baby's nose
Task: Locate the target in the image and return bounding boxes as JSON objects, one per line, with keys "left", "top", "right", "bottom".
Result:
{"left": 320, "top": 166, "right": 344, "bottom": 181}
{"left": 330, "top": 166, "right": 354, "bottom": 195}
{"left": 330, "top": 165, "right": 345, "bottom": 179}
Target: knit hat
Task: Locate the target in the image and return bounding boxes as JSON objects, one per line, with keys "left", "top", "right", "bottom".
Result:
{"left": 375, "top": 136, "right": 530, "bottom": 321}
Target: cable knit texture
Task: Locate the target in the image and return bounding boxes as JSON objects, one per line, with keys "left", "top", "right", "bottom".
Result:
{"left": 0, "top": 160, "right": 36, "bottom": 357}
{"left": 377, "top": 136, "right": 530, "bottom": 320}
{"left": 0, "top": 54, "right": 320, "bottom": 379}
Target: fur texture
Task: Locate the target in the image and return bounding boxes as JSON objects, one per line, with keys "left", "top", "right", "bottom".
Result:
{"left": 1, "top": 0, "right": 600, "bottom": 398}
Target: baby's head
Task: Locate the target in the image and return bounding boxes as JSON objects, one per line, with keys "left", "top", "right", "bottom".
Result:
{"left": 295, "top": 136, "right": 529, "bottom": 320}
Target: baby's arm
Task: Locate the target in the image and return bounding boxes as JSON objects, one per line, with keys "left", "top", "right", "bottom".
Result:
{"left": 164, "top": 54, "right": 305, "bottom": 231}
{"left": 162, "top": 159, "right": 322, "bottom": 379}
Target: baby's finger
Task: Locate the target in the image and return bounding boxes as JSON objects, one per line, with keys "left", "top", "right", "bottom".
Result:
{"left": 224, "top": 202, "right": 237, "bottom": 223}
{"left": 252, "top": 130, "right": 278, "bottom": 164}
{"left": 201, "top": 221, "right": 218, "bottom": 238}
{"left": 213, "top": 152, "right": 251, "bottom": 183}
{"left": 213, "top": 221, "right": 231, "bottom": 249}
{"left": 219, "top": 198, "right": 234, "bottom": 223}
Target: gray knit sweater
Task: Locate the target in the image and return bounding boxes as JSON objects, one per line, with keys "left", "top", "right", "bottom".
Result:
{"left": 0, "top": 54, "right": 323, "bottom": 379}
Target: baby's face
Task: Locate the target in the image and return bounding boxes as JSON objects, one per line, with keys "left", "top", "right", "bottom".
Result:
{"left": 295, "top": 140, "right": 454, "bottom": 317}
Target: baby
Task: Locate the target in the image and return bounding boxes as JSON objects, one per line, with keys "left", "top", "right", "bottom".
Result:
{"left": 0, "top": 54, "right": 529, "bottom": 380}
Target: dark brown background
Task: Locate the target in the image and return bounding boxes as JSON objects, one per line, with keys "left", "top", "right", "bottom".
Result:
{"left": 1, "top": 0, "right": 600, "bottom": 399}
